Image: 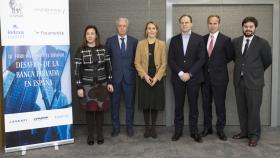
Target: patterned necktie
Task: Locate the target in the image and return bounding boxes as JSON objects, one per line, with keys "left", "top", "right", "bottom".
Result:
{"left": 120, "top": 38, "right": 125, "bottom": 55}
{"left": 243, "top": 39, "right": 250, "bottom": 56}
{"left": 208, "top": 35, "right": 214, "bottom": 57}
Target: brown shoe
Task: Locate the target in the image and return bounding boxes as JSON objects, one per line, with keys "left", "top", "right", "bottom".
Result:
{"left": 144, "top": 127, "right": 150, "bottom": 138}
{"left": 248, "top": 138, "right": 258, "bottom": 147}
{"left": 150, "top": 127, "right": 157, "bottom": 139}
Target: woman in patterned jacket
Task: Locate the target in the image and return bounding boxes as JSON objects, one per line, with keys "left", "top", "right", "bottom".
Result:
{"left": 74, "top": 25, "right": 113, "bottom": 145}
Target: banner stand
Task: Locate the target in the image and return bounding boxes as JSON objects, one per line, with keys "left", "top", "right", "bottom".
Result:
{"left": 6, "top": 139, "right": 74, "bottom": 154}
{"left": 0, "top": 41, "right": 4, "bottom": 148}
{"left": 21, "top": 146, "right": 26, "bottom": 156}
{"left": 1, "top": 0, "right": 73, "bottom": 153}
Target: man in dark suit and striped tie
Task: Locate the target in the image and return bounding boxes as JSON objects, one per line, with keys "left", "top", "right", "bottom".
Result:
{"left": 200, "top": 15, "right": 234, "bottom": 141}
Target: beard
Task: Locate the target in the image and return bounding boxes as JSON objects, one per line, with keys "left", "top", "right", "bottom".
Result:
{"left": 243, "top": 30, "right": 254, "bottom": 37}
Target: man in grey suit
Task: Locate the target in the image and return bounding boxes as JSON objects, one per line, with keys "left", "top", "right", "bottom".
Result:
{"left": 232, "top": 17, "right": 272, "bottom": 147}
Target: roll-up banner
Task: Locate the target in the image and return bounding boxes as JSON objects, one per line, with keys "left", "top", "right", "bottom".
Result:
{"left": 0, "top": 0, "right": 74, "bottom": 153}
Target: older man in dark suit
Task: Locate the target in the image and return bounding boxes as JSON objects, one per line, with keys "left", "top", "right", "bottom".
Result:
{"left": 106, "top": 17, "right": 138, "bottom": 137}
{"left": 200, "top": 15, "right": 234, "bottom": 141}
{"left": 168, "top": 14, "right": 206, "bottom": 143}
{"left": 232, "top": 17, "right": 272, "bottom": 147}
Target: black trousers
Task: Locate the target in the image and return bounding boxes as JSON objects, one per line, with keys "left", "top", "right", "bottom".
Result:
{"left": 172, "top": 81, "right": 200, "bottom": 134}
{"left": 201, "top": 74, "right": 227, "bottom": 132}
{"left": 235, "top": 78, "right": 262, "bottom": 139}
{"left": 86, "top": 111, "right": 104, "bottom": 137}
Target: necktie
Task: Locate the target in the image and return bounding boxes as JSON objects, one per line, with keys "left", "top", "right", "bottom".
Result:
{"left": 120, "top": 38, "right": 125, "bottom": 55}
{"left": 208, "top": 35, "right": 214, "bottom": 57}
{"left": 243, "top": 39, "right": 250, "bottom": 56}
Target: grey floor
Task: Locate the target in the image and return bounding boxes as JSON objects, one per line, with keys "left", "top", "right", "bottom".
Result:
{"left": 1, "top": 125, "right": 280, "bottom": 158}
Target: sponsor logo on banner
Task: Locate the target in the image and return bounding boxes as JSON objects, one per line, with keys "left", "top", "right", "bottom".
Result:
{"left": 34, "top": 30, "right": 64, "bottom": 36}
{"left": 34, "top": 7, "right": 65, "bottom": 15}
{"left": 4, "top": 108, "right": 73, "bottom": 132}
{"left": 7, "top": 24, "right": 25, "bottom": 39}
{"left": 9, "top": 0, "right": 23, "bottom": 17}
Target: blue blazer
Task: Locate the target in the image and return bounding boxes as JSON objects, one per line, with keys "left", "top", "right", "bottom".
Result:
{"left": 106, "top": 35, "right": 138, "bottom": 84}
{"left": 168, "top": 32, "right": 206, "bottom": 85}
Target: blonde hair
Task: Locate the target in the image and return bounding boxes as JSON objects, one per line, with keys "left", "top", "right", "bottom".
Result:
{"left": 144, "top": 21, "right": 160, "bottom": 38}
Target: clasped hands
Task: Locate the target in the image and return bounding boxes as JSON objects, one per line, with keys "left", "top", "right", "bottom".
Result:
{"left": 77, "top": 84, "right": 114, "bottom": 98}
{"left": 144, "top": 75, "right": 158, "bottom": 87}
{"left": 180, "top": 72, "right": 191, "bottom": 82}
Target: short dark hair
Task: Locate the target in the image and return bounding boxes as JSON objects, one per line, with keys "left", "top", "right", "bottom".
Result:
{"left": 242, "top": 17, "right": 258, "bottom": 28}
{"left": 179, "top": 14, "right": 192, "bottom": 23}
{"left": 81, "top": 25, "right": 102, "bottom": 48}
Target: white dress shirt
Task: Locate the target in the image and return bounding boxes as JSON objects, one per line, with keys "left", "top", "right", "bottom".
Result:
{"left": 242, "top": 35, "right": 254, "bottom": 54}
{"left": 207, "top": 31, "right": 219, "bottom": 50}
{"left": 118, "top": 34, "right": 127, "bottom": 50}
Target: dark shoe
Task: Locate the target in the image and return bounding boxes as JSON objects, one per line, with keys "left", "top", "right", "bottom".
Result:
{"left": 150, "top": 127, "right": 157, "bottom": 139}
{"left": 87, "top": 136, "right": 94, "bottom": 145}
{"left": 111, "top": 128, "right": 120, "bottom": 137}
{"left": 232, "top": 133, "right": 248, "bottom": 139}
{"left": 144, "top": 128, "right": 150, "bottom": 138}
{"left": 248, "top": 139, "right": 258, "bottom": 147}
{"left": 127, "top": 128, "right": 134, "bottom": 137}
{"left": 171, "top": 132, "right": 182, "bottom": 141}
{"left": 191, "top": 133, "right": 203, "bottom": 143}
{"left": 199, "top": 128, "right": 213, "bottom": 137}
{"left": 217, "top": 131, "right": 227, "bottom": 141}
{"left": 97, "top": 135, "right": 104, "bottom": 145}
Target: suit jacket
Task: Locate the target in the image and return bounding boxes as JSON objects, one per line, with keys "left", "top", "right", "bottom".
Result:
{"left": 232, "top": 35, "right": 272, "bottom": 89}
{"left": 106, "top": 35, "right": 138, "bottom": 84}
{"left": 203, "top": 33, "right": 234, "bottom": 85}
{"left": 168, "top": 32, "right": 206, "bottom": 85}
{"left": 134, "top": 39, "right": 167, "bottom": 81}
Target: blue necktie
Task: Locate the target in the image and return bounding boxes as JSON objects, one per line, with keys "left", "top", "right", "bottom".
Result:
{"left": 120, "top": 38, "right": 125, "bottom": 55}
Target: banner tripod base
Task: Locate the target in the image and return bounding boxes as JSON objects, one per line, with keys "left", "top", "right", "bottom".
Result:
{"left": 5, "top": 139, "right": 74, "bottom": 153}
{"left": 54, "top": 142, "right": 59, "bottom": 151}
{"left": 21, "top": 146, "right": 26, "bottom": 156}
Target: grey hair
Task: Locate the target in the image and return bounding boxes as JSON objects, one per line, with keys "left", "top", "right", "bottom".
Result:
{"left": 116, "top": 17, "right": 129, "bottom": 26}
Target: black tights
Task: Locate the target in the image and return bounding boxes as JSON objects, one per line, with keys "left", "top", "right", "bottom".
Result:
{"left": 86, "top": 111, "right": 104, "bottom": 137}
{"left": 143, "top": 109, "right": 158, "bottom": 126}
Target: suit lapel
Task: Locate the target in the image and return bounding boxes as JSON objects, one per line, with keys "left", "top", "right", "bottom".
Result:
{"left": 185, "top": 34, "right": 193, "bottom": 57}
{"left": 114, "top": 35, "right": 121, "bottom": 52}
{"left": 144, "top": 39, "right": 149, "bottom": 61}
{"left": 176, "top": 34, "right": 184, "bottom": 56}
{"left": 204, "top": 34, "right": 209, "bottom": 46}
{"left": 211, "top": 33, "right": 221, "bottom": 58}
{"left": 237, "top": 37, "right": 243, "bottom": 57}
{"left": 154, "top": 39, "right": 159, "bottom": 64}
{"left": 125, "top": 36, "right": 131, "bottom": 56}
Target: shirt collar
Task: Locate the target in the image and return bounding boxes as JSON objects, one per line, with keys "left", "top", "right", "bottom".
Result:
{"left": 243, "top": 35, "right": 254, "bottom": 42}
{"left": 209, "top": 31, "right": 219, "bottom": 39}
{"left": 118, "top": 34, "right": 127, "bottom": 40}
{"left": 182, "top": 30, "right": 191, "bottom": 37}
